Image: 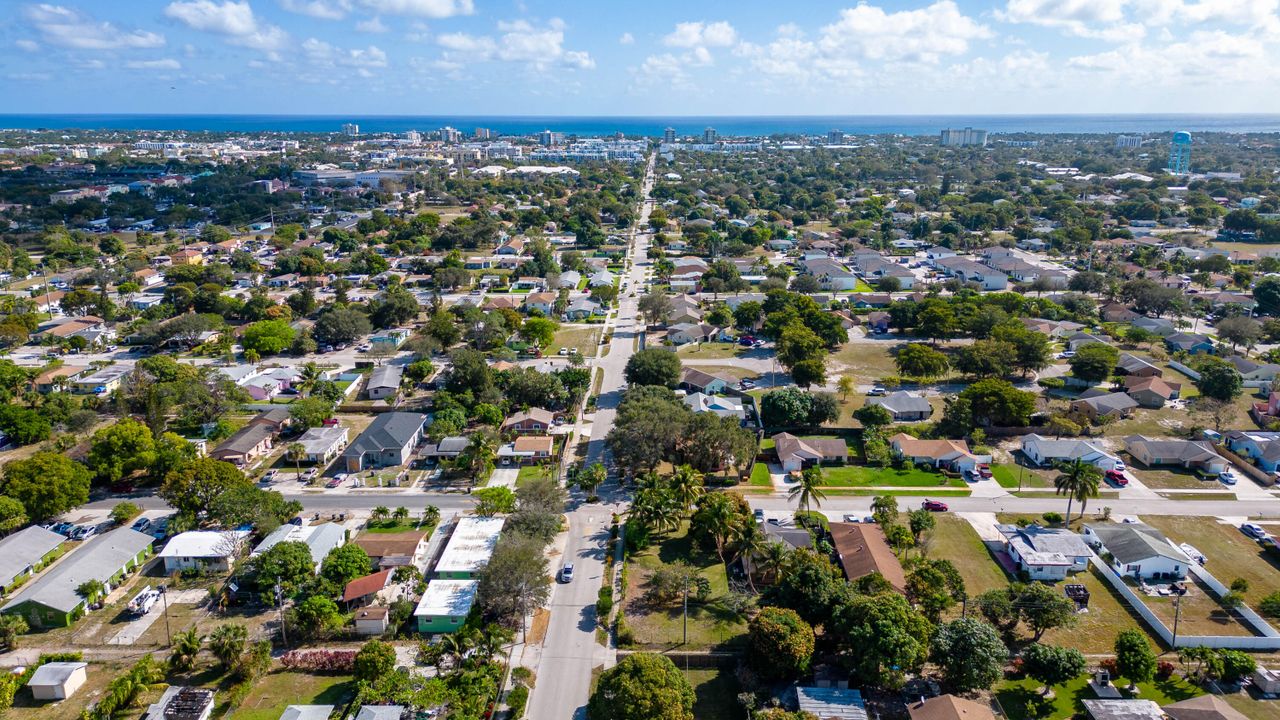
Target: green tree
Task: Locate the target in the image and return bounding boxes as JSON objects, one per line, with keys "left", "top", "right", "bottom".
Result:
{"left": 208, "top": 624, "right": 247, "bottom": 670}
{"left": 747, "top": 607, "right": 815, "bottom": 681}
{"left": 241, "top": 319, "right": 296, "bottom": 355}
{"left": 587, "top": 653, "right": 695, "bottom": 720}
{"left": 251, "top": 540, "right": 315, "bottom": 594}
{"left": 109, "top": 502, "right": 142, "bottom": 525}
{"left": 87, "top": 418, "right": 157, "bottom": 484}
{"left": 907, "top": 508, "right": 936, "bottom": 539}
{"left": 958, "top": 379, "right": 1036, "bottom": 427}
{"left": 760, "top": 387, "right": 813, "bottom": 427}
{"left": 1016, "top": 583, "right": 1077, "bottom": 641}
{"left": 1022, "top": 643, "right": 1086, "bottom": 693}
{"left": 170, "top": 628, "right": 204, "bottom": 673}
{"left": 159, "top": 458, "right": 252, "bottom": 518}
{"left": 2, "top": 452, "right": 91, "bottom": 520}
{"left": 1194, "top": 356, "right": 1244, "bottom": 402}
{"left": 473, "top": 486, "right": 516, "bottom": 516}
{"left": 929, "top": 617, "right": 1006, "bottom": 693}
{"left": 475, "top": 532, "right": 552, "bottom": 628}
{"left": 853, "top": 403, "right": 893, "bottom": 430}
{"left": 289, "top": 397, "right": 334, "bottom": 428}
{"left": 320, "top": 543, "right": 373, "bottom": 587}
{"left": 0, "top": 615, "right": 27, "bottom": 651}
{"left": 575, "top": 462, "right": 608, "bottom": 500}
{"left": 788, "top": 466, "right": 827, "bottom": 517}
{"left": 354, "top": 640, "right": 398, "bottom": 683}
{"left": 290, "top": 595, "right": 345, "bottom": 639}
{"left": 0, "top": 496, "right": 26, "bottom": 533}
{"left": 1114, "top": 629, "right": 1157, "bottom": 685}
{"left": 624, "top": 348, "right": 681, "bottom": 387}
{"left": 895, "top": 343, "right": 951, "bottom": 379}
{"left": 520, "top": 316, "right": 559, "bottom": 348}
{"left": 831, "top": 592, "right": 932, "bottom": 688}
{"left": 1054, "top": 458, "right": 1102, "bottom": 524}
{"left": 314, "top": 307, "right": 373, "bottom": 346}
{"left": 638, "top": 292, "right": 673, "bottom": 326}
{"left": 1068, "top": 343, "right": 1119, "bottom": 384}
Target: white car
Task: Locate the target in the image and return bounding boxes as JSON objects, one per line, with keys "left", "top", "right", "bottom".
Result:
{"left": 1242, "top": 523, "right": 1268, "bottom": 539}
{"left": 1180, "top": 543, "right": 1206, "bottom": 565}
{"left": 1057, "top": 351, "right": 1077, "bottom": 359}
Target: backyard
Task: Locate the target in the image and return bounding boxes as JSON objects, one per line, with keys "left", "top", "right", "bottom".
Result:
{"left": 1136, "top": 575, "right": 1255, "bottom": 637}
{"left": 684, "top": 667, "right": 741, "bottom": 720}
{"left": 995, "top": 672, "right": 1202, "bottom": 720}
{"left": 1142, "top": 516, "right": 1280, "bottom": 606}
{"left": 676, "top": 342, "right": 744, "bottom": 360}
{"left": 621, "top": 522, "right": 749, "bottom": 651}
{"left": 1124, "top": 459, "right": 1222, "bottom": 491}
{"left": 230, "top": 671, "right": 355, "bottom": 720}
{"left": 829, "top": 342, "right": 900, "bottom": 384}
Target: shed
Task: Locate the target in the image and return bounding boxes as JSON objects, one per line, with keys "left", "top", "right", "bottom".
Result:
{"left": 354, "top": 606, "right": 390, "bottom": 636}
{"left": 794, "top": 686, "right": 868, "bottom": 720}
{"left": 26, "top": 661, "right": 88, "bottom": 700}
{"left": 355, "top": 706, "right": 404, "bottom": 720}
{"left": 280, "top": 706, "right": 335, "bottom": 720}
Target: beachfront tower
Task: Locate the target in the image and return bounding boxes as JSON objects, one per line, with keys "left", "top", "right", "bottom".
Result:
{"left": 1169, "top": 131, "right": 1192, "bottom": 175}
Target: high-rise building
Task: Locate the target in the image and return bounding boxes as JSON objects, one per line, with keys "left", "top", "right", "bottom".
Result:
{"left": 703, "top": 127, "right": 718, "bottom": 144}
{"left": 341, "top": 123, "right": 359, "bottom": 136}
{"left": 439, "top": 126, "right": 463, "bottom": 144}
{"left": 474, "top": 128, "right": 493, "bottom": 140}
{"left": 1115, "top": 135, "right": 1142, "bottom": 149}
{"left": 826, "top": 129, "right": 845, "bottom": 144}
{"left": 663, "top": 127, "right": 676, "bottom": 143}
{"left": 538, "top": 130, "right": 564, "bottom": 146}
{"left": 403, "top": 130, "right": 422, "bottom": 144}
{"left": 1168, "top": 131, "right": 1192, "bottom": 175}
{"left": 939, "top": 127, "right": 987, "bottom": 147}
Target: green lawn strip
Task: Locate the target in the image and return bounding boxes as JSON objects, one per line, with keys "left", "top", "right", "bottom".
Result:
{"left": 1013, "top": 490, "right": 1120, "bottom": 499}
{"left": 996, "top": 674, "right": 1201, "bottom": 720}
{"left": 517, "top": 464, "right": 554, "bottom": 487}
{"left": 363, "top": 519, "right": 436, "bottom": 534}
{"left": 1156, "top": 492, "right": 1237, "bottom": 500}
{"left": 851, "top": 280, "right": 875, "bottom": 292}
{"left": 230, "top": 671, "right": 356, "bottom": 720}
{"left": 925, "top": 516, "right": 1010, "bottom": 595}
{"left": 748, "top": 463, "right": 772, "bottom": 487}
{"left": 990, "top": 463, "right": 1052, "bottom": 489}
{"left": 821, "top": 488, "right": 971, "bottom": 497}
{"left": 822, "top": 464, "right": 966, "bottom": 488}
{"left": 683, "top": 668, "right": 741, "bottom": 720}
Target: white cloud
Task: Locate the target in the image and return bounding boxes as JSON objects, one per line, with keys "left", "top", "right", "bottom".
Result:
{"left": 280, "top": 0, "right": 349, "bottom": 19}
{"left": 302, "top": 37, "right": 389, "bottom": 69}
{"left": 633, "top": 53, "right": 692, "bottom": 89}
{"left": 997, "top": 0, "right": 1144, "bottom": 40}
{"left": 1067, "top": 30, "right": 1273, "bottom": 84}
{"left": 8, "top": 72, "right": 51, "bottom": 82}
{"left": 126, "top": 58, "right": 183, "bottom": 70}
{"left": 24, "top": 4, "right": 165, "bottom": 50}
{"left": 15, "top": 39, "right": 39, "bottom": 52}
{"left": 433, "top": 18, "right": 594, "bottom": 70}
{"left": 163, "top": 0, "right": 288, "bottom": 51}
{"left": 356, "top": 0, "right": 473, "bottom": 17}
{"left": 356, "top": 16, "right": 388, "bottom": 32}
{"left": 664, "top": 21, "right": 737, "bottom": 48}
{"left": 1130, "top": 0, "right": 1279, "bottom": 27}
{"left": 816, "top": 1, "right": 992, "bottom": 64}
{"left": 619, "top": 32, "right": 634, "bottom": 45}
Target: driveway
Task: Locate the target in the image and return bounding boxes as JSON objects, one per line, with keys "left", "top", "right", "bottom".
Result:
{"left": 488, "top": 467, "right": 520, "bottom": 490}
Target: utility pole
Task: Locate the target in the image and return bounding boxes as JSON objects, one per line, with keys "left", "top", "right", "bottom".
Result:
{"left": 1172, "top": 592, "right": 1182, "bottom": 648}
{"left": 158, "top": 584, "right": 172, "bottom": 646}
{"left": 274, "top": 583, "right": 289, "bottom": 647}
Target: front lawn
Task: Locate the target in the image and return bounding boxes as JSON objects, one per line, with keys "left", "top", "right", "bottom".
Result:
{"left": 684, "top": 668, "right": 742, "bottom": 720}
{"left": 364, "top": 517, "right": 436, "bottom": 534}
{"left": 925, "top": 516, "right": 1009, "bottom": 596}
{"left": 996, "top": 673, "right": 1201, "bottom": 720}
{"left": 991, "top": 463, "right": 1052, "bottom": 489}
{"left": 748, "top": 463, "right": 772, "bottom": 487}
{"left": 677, "top": 342, "right": 743, "bottom": 359}
{"left": 517, "top": 464, "right": 555, "bottom": 487}
{"left": 230, "top": 671, "right": 356, "bottom": 720}
{"left": 821, "top": 464, "right": 967, "bottom": 488}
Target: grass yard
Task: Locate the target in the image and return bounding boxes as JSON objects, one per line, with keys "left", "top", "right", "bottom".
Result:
{"left": 683, "top": 668, "right": 742, "bottom": 720}
{"left": 677, "top": 342, "right": 744, "bottom": 359}
{"left": 995, "top": 673, "right": 1201, "bottom": 720}
{"left": 922, "top": 516, "right": 1009, "bottom": 596}
{"left": 851, "top": 279, "right": 876, "bottom": 292}
{"left": 748, "top": 463, "right": 773, "bottom": 488}
{"left": 230, "top": 671, "right": 355, "bottom": 720}
{"left": 1138, "top": 575, "right": 1255, "bottom": 636}
{"left": 6, "top": 661, "right": 135, "bottom": 720}
{"left": 517, "top": 463, "right": 556, "bottom": 487}
{"left": 822, "top": 488, "right": 972, "bottom": 497}
{"left": 1127, "top": 462, "right": 1222, "bottom": 490}
{"left": 1035, "top": 565, "right": 1159, "bottom": 654}
{"left": 1142, "top": 516, "right": 1280, "bottom": 606}
{"left": 829, "top": 342, "right": 899, "bottom": 383}
{"left": 991, "top": 463, "right": 1053, "bottom": 489}
{"left": 821, "top": 464, "right": 967, "bottom": 488}
{"left": 363, "top": 517, "right": 436, "bottom": 534}
{"left": 552, "top": 325, "right": 603, "bottom": 356}
{"left": 622, "top": 522, "right": 749, "bottom": 651}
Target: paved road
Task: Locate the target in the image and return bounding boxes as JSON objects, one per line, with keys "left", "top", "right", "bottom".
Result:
{"left": 746, "top": 492, "right": 1280, "bottom": 520}
{"left": 526, "top": 154, "right": 655, "bottom": 720}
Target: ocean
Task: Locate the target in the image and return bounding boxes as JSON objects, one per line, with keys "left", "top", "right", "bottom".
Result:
{"left": 2, "top": 114, "right": 1280, "bottom": 137}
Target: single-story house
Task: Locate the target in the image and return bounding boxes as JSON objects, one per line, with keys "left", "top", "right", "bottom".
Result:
{"left": 1224, "top": 430, "right": 1280, "bottom": 472}
{"left": 27, "top": 661, "right": 88, "bottom": 701}
{"left": 251, "top": 521, "right": 347, "bottom": 572}
{"left": 888, "top": 434, "right": 979, "bottom": 472}
{"left": 998, "top": 524, "right": 1092, "bottom": 580}
{"left": 497, "top": 435, "right": 555, "bottom": 464}
{"left": 353, "top": 532, "right": 428, "bottom": 570}
{"left": 1163, "top": 695, "right": 1250, "bottom": 720}
{"left": 772, "top": 432, "right": 848, "bottom": 473}
{"left": 343, "top": 569, "right": 393, "bottom": 605}
{"left": 415, "top": 579, "right": 478, "bottom": 633}
{"left": 145, "top": 687, "right": 215, "bottom": 720}
{"left": 421, "top": 436, "right": 469, "bottom": 460}
{"left": 1132, "top": 316, "right": 1177, "bottom": 337}
{"left": 667, "top": 323, "right": 719, "bottom": 345}
{"left": 863, "top": 311, "right": 891, "bottom": 333}
{"left": 1, "top": 528, "right": 153, "bottom": 628}
{"left": 1123, "top": 376, "right": 1181, "bottom": 408}
{"left": 1225, "top": 355, "right": 1280, "bottom": 382}
{"left": 366, "top": 365, "right": 403, "bottom": 401}
{"left": 71, "top": 364, "right": 130, "bottom": 395}
{"left": 0, "top": 526, "right": 65, "bottom": 595}
{"left": 683, "top": 392, "right": 747, "bottom": 422}
{"left": 434, "top": 517, "right": 504, "bottom": 580}
{"left": 829, "top": 522, "right": 906, "bottom": 592}
{"left": 353, "top": 606, "right": 390, "bottom": 636}
{"left": 679, "top": 367, "right": 734, "bottom": 395}
{"left": 1083, "top": 522, "right": 1189, "bottom": 580}
{"left": 342, "top": 412, "right": 428, "bottom": 472}
{"left": 1101, "top": 303, "right": 1140, "bottom": 323}
{"left": 502, "top": 408, "right": 555, "bottom": 434}
{"left": 866, "top": 391, "right": 932, "bottom": 421}
{"left": 1165, "top": 332, "right": 1215, "bottom": 355}
{"left": 1124, "top": 435, "right": 1228, "bottom": 475}
{"left": 795, "top": 686, "right": 868, "bottom": 720}
{"left": 908, "top": 695, "right": 997, "bottom": 720}
{"left": 564, "top": 297, "right": 603, "bottom": 319}
{"left": 31, "top": 365, "right": 86, "bottom": 394}
{"left": 1116, "top": 353, "right": 1162, "bottom": 377}
{"left": 1071, "top": 392, "right": 1138, "bottom": 420}
{"left": 1020, "top": 434, "right": 1121, "bottom": 470}
{"left": 296, "top": 425, "right": 349, "bottom": 464}
{"left": 158, "top": 530, "right": 251, "bottom": 573}
{"left": 210, "top": 423, "right": 275, "bottom": 467}
{"left": 1082, "top": 700, "right": 1165, "bottom": 720}
{"left": 249, "top": 406, "right": 293, "bottom": 433}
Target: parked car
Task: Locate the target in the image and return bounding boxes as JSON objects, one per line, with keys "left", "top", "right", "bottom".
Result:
{"left": 1219, "top": 470, "right": 1238, "bottom": 485}
{"left": 1105, "top": 469, "right": 1128, "bottom": 486}
{"left": 962, "top": 469, "right": 979, "bottom": 483}
{"left": 976, "top": 463, "right": 992, "bottom": 478}
{"left": 1113, "top": 460, "right": 1126, "bottom": 472}
{"left": 51, "top": 522, "right": 74, "bottom": 536}
{"left": 559, "top": 563, "right": 574, "bottom": 583}
{"left": 326, "top": 477, "right": 344, "bottom": 488}
{"left": 921, "top": 499, "right": 949, "bottom": 512}
{"left": 131, "top": 517, "right": 151, "bottom": 533}
{"left": 1241, "top": 523, "right": 1268, "bottom": 539}
{"left": 740, "top": 379, "right": 756, "bottom": 389}
{"left": 753, "top": 509, "right": 764, "bottom": 521}
{"left": 70, "top": 525, "right": 98, "bottom": 541}
{"left": 261, "top": 470, "right": 278, "bottom": 483}
{"left": 867, "top": 386, "right": 887, "bottom": 396}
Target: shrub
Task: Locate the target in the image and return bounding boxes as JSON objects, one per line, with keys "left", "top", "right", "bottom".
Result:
{"left": 1157, "top": 661, "right": 1175, "bottom": 680}
{"left": 1260, "top": 591, "right": 1280, "bottom": 617}
{"left": 511, "top": 666, "right": 534, "bottom": 687}
{"left": 1041, "top": 512, "right": 1064, "bottom": 525}
{"left": 280, "top": 649, "right": 358, "bottom": 672}
{"left": 596, "top": 587, "right": 614, "bottom": 621}
{"left": 507, "top": 684, "right": 529, "bottom": 718}
{"left": 1038, "top": 377, "right": 1066, "bottom": 389}
{"left": 616, "top": 617, "right": 635, "bottom": 647}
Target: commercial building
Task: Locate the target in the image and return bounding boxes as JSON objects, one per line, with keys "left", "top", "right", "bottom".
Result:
{"left": 939, "top": 127, "right": 988, "bottom": 147}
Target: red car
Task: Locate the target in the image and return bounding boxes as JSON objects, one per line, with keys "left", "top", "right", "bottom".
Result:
{"left": 1105, "top": 469, "right": 1128, "bottom": 486}
{"left": 976, "top": 463, "right": 993, "bottom": 478}
{"left": 921, "top": 499, "right": 949, "bottom": 512}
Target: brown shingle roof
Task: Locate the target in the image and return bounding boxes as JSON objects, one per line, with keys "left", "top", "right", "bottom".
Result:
{"left": 352, "top": 532, "right": 426, "bottom": 559}
{"left": 513, "top": 435, "right": 554, "bottom": 453}
{"left": 829, "top": 522, "right": 906, "bottom": 591}
{"left": 908, "top": 695, "right": 998, "bottom": 720}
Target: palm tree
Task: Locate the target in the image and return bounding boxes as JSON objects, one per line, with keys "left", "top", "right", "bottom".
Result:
{"left": 669, "top": 464, "right": 705, "bottom": 514}
{"left": 788, "top": 465, "right": 828, "bottom": 520}
{"left": 438, "top": 626, "right": 478, "bottom": 670}
{"left": 696, "top": 494, "right": 743, "bottom": 565}
{"left": 286, "top": 442, "right": 307, "bottom": 481}
{"left": 297, "top": 361, "right": 322, "bottom": 397}
{"left": 460, "top": 431, "right": 498, "bottom": 485}
{"left": 371, "top": 506, "right": 390, "bottom": 524}
{"left": 169, "top": 628, "right": 204, "bottom": 672}
{"left": 629, "top": 487, "right": 681, "bottom": 535}
{"left": 731, "top": 523, "right": 766, "bottom": 592}
{"left": 421, "top": 505, "right": 441, "bottom": 528}
{"left": 576, "top": 462, "right": 607, "bottom": 501}
{"left": 208, "top": 623, "right": 247, "bottom": 669}
{"left": 757, "top": 541, "right": 791, "bottom": 585}
{"left": 1054, "top": 458, "right": 1102, "bottom": 526}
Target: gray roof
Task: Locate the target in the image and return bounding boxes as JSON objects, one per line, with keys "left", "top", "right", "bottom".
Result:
{"left": 355, "top": 706, "right": 405, "bottom": 720}
{"left": 868, "top": 391, "right": 931, "bottom": 414}
{"left": 424, "top": 436, "right": 469, "bottom": 455}
{"left": 795, "top": 686, "right": 868, "bottom": 720}
{"left": 368, "top": 365, "right": 403, "bottom": 390}
{"left": 1082, "top": 699, "right": 1165, "bottom": 720}
{"left": 1086, "top": 523, "right": 1189, "bottom": 566}
{"left": 297, "top": 425, "right": 347, "bottom": 455}
{"left": 1, "top": 527, "right": 153, "bottom": 614}
{"left": 280, "top": 706, "right": 336, "bottom": 720}
{"left": 1075, "top": 392, "right": 1138, "bottom": 415}
{"left": 1117, "top": 353, "right": 1158, "bottom": 374}
{"left": 1000, "top": 524, "right": 1091, "bottom": 557}
{"left": 213, "top": 423, "right": 274, "bottom": 456}
{"left": 0, "top": 526, "right": 65, "bottom": 587}
{"left": 27, "top": 661, "right": 87, "bottom": 688}
{"left": 252, "top": 522, "right": 346, "bottom": 566}
{"left": 344, "top": 412, "right": 426, "bottom": 458}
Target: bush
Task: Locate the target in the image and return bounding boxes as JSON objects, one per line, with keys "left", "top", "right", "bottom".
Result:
{"left": 280, "top": 649, "right": 358, "bottom": 671}
{"left": 596, "top": 587, "right": 614, "bottom": 621}
{"left": 1157, "top": 661, "right": 1175, "bottom": 680}
{"left": 1038, "top": 377, "right": 1066, "bottom": 389}
{"left": 1260, "top": 591, "right": 1280, "bottom": 617}
{"left": 616, "top": 617, "right": 635, "bottom": 647}
{"left": 507, "top": 684, "right": 529, "bottom": 718}
{"left": 1041, "top": 512, "right": 1064, "bottom": 525}
{"left": 511, "top": 666, "right": 534, "bottom": 687}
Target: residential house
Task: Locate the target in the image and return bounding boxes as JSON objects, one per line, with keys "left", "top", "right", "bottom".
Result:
{"left": 210, "top": 423, "right": 275, "bottom": 467}
{"left": 1165, "top": 332, "right": 1215, "bottom": 355}
{"left": 523, "top": 292, "right": 557, "bottom": 315}
{"left": 495, "top": 237, "right": 526, "bottom": 256}
{"left": 482, "top": 296, "right": 520, "bottom": 312}
{"left": 772, "top": 433, "right": 848, "bottom": 473}
{"left": 511, "top": 276, "right": 545, "bottom": 291}
{"left": 281, "top": 705, "right": 337, "bottom": 720}
{"left": 1132, "top": 316, "right": 1177, "bottom": 337}
{"left": 1, "top": 528, "right": 153, "bottom": 628}
{"left": 433, "top": 517, "right": 504, "bottom": 580}
{"left": 31, "top": 365, "right": 85, "bottom": 394}
{"left": 1123, "top": 376, "right": 1181, "bottom": 408}
{"left": 171, "top": 249, "right": 204, "bottom": 266}
{"left": 667, "top": 323, "right": 719, "bottom": 345}
{"left": 667, "top": 296, "right": 703, "bottom": 325}
{"left": 71, "top": 364, "right": 130, "bottom": 395}
{"left": 935, "top": 256, "right": 1009, "bottom": 290}
{"left": 1071, "top": 392, "right": 1138, "bottom": 421}
{"left": 0, "top": 526, "right": 65, "bottom": 595}
{"left": 683, "top": 392, "right": 747, "bottom": 422}
{"left": 296, "top": 425, "right": 349, "bottom": 464}
{"left": 866, "top": 391, "right": 932, "bottom": 421}
{"left": 502, "top": 408, "right": 555, "bottom": 434}
{"left": 802, "top": 258, "right": 859, "bottom": 291}
{"left": 366, "top": 365, "right": 403, "bottom": 401}
{"left": 1067, "top": 333, "right": 1112, "bottom": 352}
{"left": 588, "top": 270, "right": 615, "bottom": 287}
{"left": 1081, "top": 700, "right": 1166, "bottom": 720}
{"left": 1082, "top": 523, "right": 1189, "bottom": 580}
{"left": 863, "top": 311, "right": 891, "bottom": 333}
{"left": 415, "top": 579, "right": 479, "bottom": 634}
{"left": 1020, "top": 434, "right": 1121, "bottom": 470}
{"left": 1116, "top": 353, "right": 1162, "bottom": 377}
{"left": 249, "top": 407, "right": 293, "bottom": 433}
{"left": 158, "top": 530, "right": 251, "bottom": 573}
{"left": 564, "top": 297, "right": 603, "bottom": 320}
{"left": 251, "top": 521, "right": 346, "bottom": 572}
{"left": 1225, "top": 355, "right": 1280, "bottom": 382}
{"left": 849, "top": 293, "right": 892, "bottom": 309}
{"left": 556, "top": 270, "right": 582, "bottom": 289}
{"left": 1101, "top": 303, "right": 1140, "bottom": 323}
{"left": 1163, "top": 695, "right": 1251, "bottom": 720}
{"left": 420, "top": 436, "right": 469, "bottom": 461}
{"left": 343, "top": 569, "right": 393, "bottom": 606}
{"left": 1224, "top": 430, "right": 1280, "bottom": 472}
{"left": 888, "top": 434, "right": 979, "bottom": 472}
{"left": 908, "top": 695, "right": 997, "bottom": 720}
{"left": 1124, "top": 435, "right": 1227, "bottom": 474}
{"left": 925, "top": 246, "right": 957, "bottom": 264}
{"left": 829, "top": 522, "right": 906, "bottom": 592}
{"left": 998, "top": 524, "right": 1092, "bottom": 580}
{"left": 498, "top": 435, "right": 555, "bottom": 464}
{"left": 679, "top": 367, "right": 734, "bottom": 395}
{"left": 342, "top": 412, "right": 428, "bottom": 472}
{"left": 144, "top": 687, "right": 215, "bottom": 720}
{"left": 353, "top": 532, "right": 428, "bottom": 570}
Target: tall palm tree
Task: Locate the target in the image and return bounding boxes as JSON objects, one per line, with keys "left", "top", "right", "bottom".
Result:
{"left": 669, "top": 464, "right": 705, "bottom": 514}
{"left": 757, "top": 541, "right": 791, "bottom": 585}
{"left": 1054, "top": 458, "right": 1102, "bottom": 526}
{"left": 460, "top": 431, "right": 498, "bottom": 485}
{"left": 169, "top": 629, "right": 204, "bottom": 672}
{"left": 286, "top": 442, "right": 307, "bottom": 481}
{"left": 788, "top": 465, "right": 828, "bottom": 520}
{"left": 732, "top": 523, "right": 766, "bottom": 592}
{"left": 297, "top": 362, "right": 322, "bottom": 397}
{"left": 629, "top": 487, "right": 681, "bottom": 535}
{"left": 695, "top": 494, "right": 742, "bottom": 565}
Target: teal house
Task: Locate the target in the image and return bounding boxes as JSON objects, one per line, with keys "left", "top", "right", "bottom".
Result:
{"left": 414, "top": 579, "right": 478, "bottom": 634}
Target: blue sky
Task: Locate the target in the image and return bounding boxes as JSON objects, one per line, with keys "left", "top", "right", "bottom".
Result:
{"left": 2, "top": 0, "right": 1278, "bottom": 115}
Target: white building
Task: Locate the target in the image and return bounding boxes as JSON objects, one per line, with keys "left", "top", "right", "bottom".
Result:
{"left": 159, "top": 531, "right": 251, "bottom": 573}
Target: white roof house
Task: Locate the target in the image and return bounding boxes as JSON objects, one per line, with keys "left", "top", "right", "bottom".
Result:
{"left": 433, "top": 517, "right": 504, "bottom": 579}
{"left": 27, "top": 661, "right": 88, "bottom": 700}
{"left": 251, "top": 521, "right": 347, "bottom": 570}
{"left": 1021, "top": 434, "right": 1121, "bottom": 470}
{"left": 159, "top": 530, "right": 251, "bottom": 573}
{"left": 414, "top": 579, "right": 479, "bottom": 633}
{"left": 682, "top": 392, "right": 746, "bottom": 421}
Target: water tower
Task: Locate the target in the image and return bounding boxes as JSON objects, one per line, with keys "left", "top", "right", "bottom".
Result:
{"left": 1169, "top": 131, "right": 1192, "bottom": 175}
